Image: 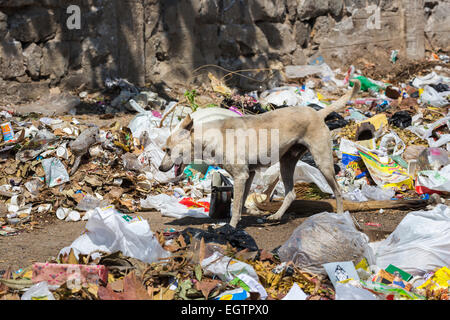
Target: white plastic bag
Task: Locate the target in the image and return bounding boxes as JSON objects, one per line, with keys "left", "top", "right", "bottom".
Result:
{"left": 412, "top": 72, "right": 449, "bottom": 88}
{"left": 42, "top": 157, "right": 70, "bottom": 187}
{"left": 254, "top": 160, "right": 333, "bottom": 195}
{"left": 373, "top": 204, "right": 450, "bottom": 276}
{"left": 282, "top": 283, "right": 307, "bottom": 300}
{"left": 21, "top": 282, "right": 55, "bottom": 300}
{"left": 419, "top": 85, "right": 449, "bottom": 107}
{"left": 140, "top": 194, "right": 210, "bottom": 219}
{"left": 361, "top": 184, "right": 395, "bottom": 201}
{"left": 343, "top": 187, "right": 369, "bottom": 202}
{"left": 335, "top": 282, "right": 378, "bottom": 300}
{"left": 260, "top": 86, "right": 302, "bottom": 106}
{"left": 60, "top": 205, "right": 170, "bottom": 263}
{"left": 379, "top": 131, "right": 406, "bottom": 156}
{"left": 201, "top": 251, "right": 267, "bottom": 299}
{"left": 278, "top": 211, "right": 374, "bottom": 275}
{"left": 417, "top": 164, "right": 450, "bottom": 193}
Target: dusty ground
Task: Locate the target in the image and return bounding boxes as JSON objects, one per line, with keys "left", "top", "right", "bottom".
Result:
{"left": 0, "top": 206, "right": 411, "bottom": 272}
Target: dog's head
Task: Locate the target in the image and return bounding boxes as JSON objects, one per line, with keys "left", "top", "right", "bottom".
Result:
{"left": 158, "top": 114, "right": 194, "bottom": 176}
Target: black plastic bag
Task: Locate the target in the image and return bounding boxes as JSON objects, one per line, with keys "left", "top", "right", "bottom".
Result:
{"left": 389, "top": 111, "right": 412, "bottom": 129}
{"left": 181, "top": 224, "right": 259, "bottom": 252}
{"left": 307, "top": 104, "right": 349, "bottom": 130}
{"left": 430, "top": 83, "right": 450, "bottom": 93}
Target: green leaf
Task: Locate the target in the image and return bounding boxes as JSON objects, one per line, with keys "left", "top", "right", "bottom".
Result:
{"left": 194, "top": 264, "right": 202, "bottom": 282}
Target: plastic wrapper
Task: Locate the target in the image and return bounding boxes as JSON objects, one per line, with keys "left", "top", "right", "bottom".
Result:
{"left": 417, "top": 267, "right": 450, "bottom": 291}
{"left": 16, "top": 129, "right": 58, "bottom": 162}
{"left": 359, "top": 281, "right": 425, "bottom": 300}
{"left": 356, "top": 145, "right": 414, "bottom": 190}
{"left": 21, "top": 282, "right": 55, "bottom": 300}
{"left": 277, "top": 211, "right": 374, "bottom": 275}
{"left": 373, "top": 204, "right": 450, "bottom": 276}
{"left": 339, "top": 138, "right": 368, "bottom": 179}
{"left": 59, "top": 205, "right": 170, "bottom": 264}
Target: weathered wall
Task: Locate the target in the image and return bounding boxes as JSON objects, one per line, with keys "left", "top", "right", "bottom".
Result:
{"left": 0, "top": 0, "right": 449, "bottom": 104}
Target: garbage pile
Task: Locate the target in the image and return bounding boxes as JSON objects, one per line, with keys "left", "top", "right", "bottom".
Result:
{"left": 0, "top": 53, "right": 449, "bottom": 300}
{"left": 1, "top": 205, "right": 448, "bottom": 300}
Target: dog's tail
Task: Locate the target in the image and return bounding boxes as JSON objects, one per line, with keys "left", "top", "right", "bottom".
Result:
{"left": 317, "top": 79, "right": 361, "bottom": 119}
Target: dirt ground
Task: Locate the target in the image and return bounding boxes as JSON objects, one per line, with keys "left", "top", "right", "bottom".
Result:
{"left": 0, "top": 206, "right": 412, "bottom": 272}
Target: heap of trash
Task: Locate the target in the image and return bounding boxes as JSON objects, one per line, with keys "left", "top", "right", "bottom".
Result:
{"left": 0, "top": 53, "right": 449, "bottom": 300}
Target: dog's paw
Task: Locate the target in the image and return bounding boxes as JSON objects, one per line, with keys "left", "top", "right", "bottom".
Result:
{"left": 266, "top": 213, "right": 282, "bottom": 221}
{"left": 243, "top": 206, "right": 263, "bottom": 216}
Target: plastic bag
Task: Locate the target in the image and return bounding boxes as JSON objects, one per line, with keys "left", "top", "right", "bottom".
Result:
{"left": 373, "top": 204, "right": 450, "bottom": 276}
{"left": 403, "top": 145, "right": 427, "bottom": 162}
{"left": 417, "top": 147, "right": 449, "bottom": 172}
{"left": 59, "top": 205, "right": 170, "bottom": 263}
{"left": 389, "top": 111, "right": 412, "bottom": 129}
{"left": 416, "top": 164, "right": 450, "bottom": 194}
{"left": 412, "top": 72, "right": 449, "bottom": 88}
{"left": 342, "top": 187, "right": 369, "bottom": 202}
{"left": 181, "top": 224, "right": 258, "bottom": 252}
{"left": 277, "top": 211, "right": 374, "bottom": 275}
{"left": 260, "top": 86, "right": 302, "bottom": 106}
{"left": 419, "top": 85, "right": 449, "bottom": 107}
{"left": 140, "top": 194, "right": 210, "bottom": 219}
{"left": 335, "top": 282, "right": 378, "bottom": 300}
{"left": 76, "top": 195, "right": 110, "bottom": 212}
{"left": 255, "top": 160, "right": 333, "bottom": 196}
{"left": 201, "top": 251, "right": 267, "bottom": 299}
{"left": 282, "top": 283, "right": 308, "bottom": 300}
{"left": 42, "top": 157, "right": 70, "bottom": 187}
{"left": 21, "top": 282, "right": 55, "bottom": 300}
{"left": 361, "top": 184, "right": 395, "bottom": 201}
{"left": 378, "top": 131, "right": 406, "bottom": 157}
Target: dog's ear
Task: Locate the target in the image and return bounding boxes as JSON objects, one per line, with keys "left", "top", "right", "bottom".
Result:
{"left": 180, "top": 114, "right": 194, "bottom": 132}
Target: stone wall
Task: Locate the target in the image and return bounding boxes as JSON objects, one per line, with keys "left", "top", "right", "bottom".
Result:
{"left": 0, "top": 0, "right": 449, "bottom": 104}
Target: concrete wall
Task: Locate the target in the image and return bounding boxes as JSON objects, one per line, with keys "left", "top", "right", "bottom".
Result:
{"left": 0, "top": 0, "right": 448, "bottom": 104}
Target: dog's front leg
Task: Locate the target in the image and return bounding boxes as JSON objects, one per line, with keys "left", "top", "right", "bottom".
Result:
{"left": 229, "top": 177, "right": 247, "bottom": 228}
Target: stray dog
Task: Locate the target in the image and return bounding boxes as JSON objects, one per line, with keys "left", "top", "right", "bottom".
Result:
{"left": 159, "top": 81, "right": 360, "bottom": 228}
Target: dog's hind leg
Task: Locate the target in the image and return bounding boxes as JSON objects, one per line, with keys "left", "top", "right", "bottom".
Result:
{"left": 305, "top": 137, "right": 344, "bottom": 214}
{"left": 266, "top": 150, "right": 302, "bottom": 221}
{"left": 242, "top": 171, "right": 260, "bottom": 215}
